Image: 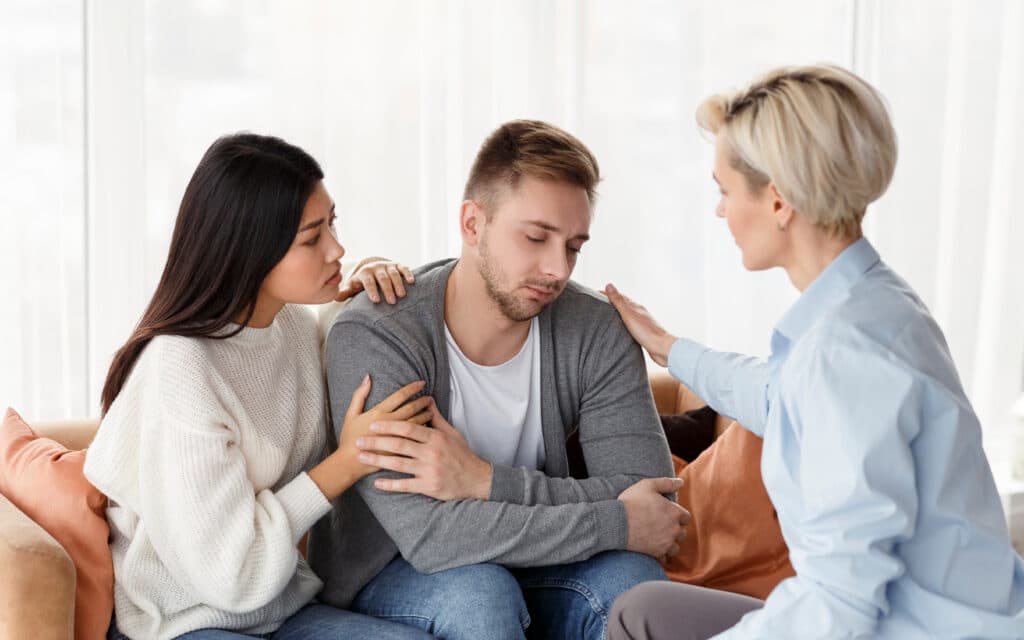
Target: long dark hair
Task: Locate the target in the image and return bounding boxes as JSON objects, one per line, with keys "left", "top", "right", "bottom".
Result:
{"left": 100, "top": 133, "right": 324, "bottom": 415}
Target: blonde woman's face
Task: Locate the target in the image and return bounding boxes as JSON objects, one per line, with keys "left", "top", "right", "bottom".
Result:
{"left": 712, "top": 134, "right": 783, "bottom": 271}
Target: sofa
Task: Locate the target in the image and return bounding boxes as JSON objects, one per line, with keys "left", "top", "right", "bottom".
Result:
{"left": 0, "top": 371, "right": 731, "bottom": 640}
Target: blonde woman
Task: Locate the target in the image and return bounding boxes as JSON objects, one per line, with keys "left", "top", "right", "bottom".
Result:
{"left": 603, "top": 65, "right": 1024, "bottom": 639}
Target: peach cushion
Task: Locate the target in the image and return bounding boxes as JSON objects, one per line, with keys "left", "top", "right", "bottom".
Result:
{"left": 664, "top": 422, "right": 795, "bottom": 600}
{"left": 0, "top": 408, "right": 113, "bottom": 640}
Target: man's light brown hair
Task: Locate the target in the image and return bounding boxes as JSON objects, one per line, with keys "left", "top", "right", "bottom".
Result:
{"left": 463, "top": 119, "right": 601, "bottom": 215}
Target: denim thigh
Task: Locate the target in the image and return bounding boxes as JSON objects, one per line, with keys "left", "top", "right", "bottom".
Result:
{"left": 512, "top": 550, "right": 667, "bottom": 640}
{"left": 352, "top": 557, "right": 530, "bottom": 640}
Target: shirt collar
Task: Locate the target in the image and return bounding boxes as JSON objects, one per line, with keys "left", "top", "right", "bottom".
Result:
{"left": 773, "top": 236, "right": 880, "bottom": 344}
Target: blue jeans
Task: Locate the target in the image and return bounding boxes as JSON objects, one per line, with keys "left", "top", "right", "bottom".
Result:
{"left": 351, "top": 551, "right": 667, "bottom": 640}
{"left": 108, "top": 603, "right": 432, "bottom": 639}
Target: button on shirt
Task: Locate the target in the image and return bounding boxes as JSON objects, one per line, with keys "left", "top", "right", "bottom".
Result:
{"left": 669, "top": 238, "right": 1024, "bottom": 638}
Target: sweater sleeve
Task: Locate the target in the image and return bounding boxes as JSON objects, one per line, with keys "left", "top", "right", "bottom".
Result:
{"left": 326, "top": 318, "right": 628, "bottom": 574}
{"left": 489, "top": 311, "right": 674, "bottom": 506}
{"left": 134, "top": 339, "right": 331, "bottom": 614}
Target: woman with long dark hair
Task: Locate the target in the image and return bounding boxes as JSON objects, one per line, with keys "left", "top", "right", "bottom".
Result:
{"left": 84, "top": 133, "right": 433, "bottom": 639}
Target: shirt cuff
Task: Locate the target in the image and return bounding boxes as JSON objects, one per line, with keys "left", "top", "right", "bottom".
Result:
{"left": 488, "top": 463, "right": 524, "bottom": 504}
{"left": 667, "top": 337, "right": 709, "bottom": 389}
{"left": 276, "top": 472, "right": 333, "bottom": 544}
{"left": 592, "top": 499, "right": 629, "bottom": 551}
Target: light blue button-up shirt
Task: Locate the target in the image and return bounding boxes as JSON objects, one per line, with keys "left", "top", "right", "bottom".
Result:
{"left": 669, "top": 238, "right": 1024, "bottom": 639}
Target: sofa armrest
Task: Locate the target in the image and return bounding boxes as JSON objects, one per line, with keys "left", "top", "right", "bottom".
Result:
{"left": 0, "top": 492, "right": 76, "bottom": 640}
{"left": 31, "top": 418, "right": 100, "bottom": 452}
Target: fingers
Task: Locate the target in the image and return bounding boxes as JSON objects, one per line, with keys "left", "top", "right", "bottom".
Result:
{"left": 353, "top": 260, "right": 414, "bottom": 304}
{"left": 398, "top": 264, "right": 415, "bottom": 284}
{"left": 357, "top": 435, "right": 419, "bottom": 457}
{"left": 645, "top": 477, "right": 685, "bottom": 495}
{"left": 345, "top": 375, "right": 372, "bottom": 419}
{"left": 359, "top": 271, "right": 382, "bottom": 303}
{"left": 427, "top": 399, "right": 459, "bottom": 434}
{"left": 388, "top": 396, "right": 433, "bottom": 422}
{"left": 366, "top": 420, "right": 434, "bottom": 444}
{"left": 407, "top": 409, "right": 433, "bottom": 425}
{"left": 385, "top": 264, "right": 407, "bottom": 299}
{"left": 358, "top": 451, "right": 416, "bottom": 474}
{"left": 603, "top": 282, "right": 630, "bottom": 309}
{"left": 373, "top": 267, "right": 397, "bottom": 304}
{"left": 375, "top": 380, "right": 426, "bottom": 413}
{"left": 603, "top": 282, "right": 622, "bottom": 304}
{"left": 678, "top": 506, "right": 693, "bottom": 525}
{"left": 334, "top": 279, "right": 363, "bottom": 302}
{"left": 373, "top": 476, "right": 421, "bottom": 494}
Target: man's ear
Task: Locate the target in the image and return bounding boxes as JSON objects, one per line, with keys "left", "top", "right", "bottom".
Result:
{"left": 768, "top": 183, "right": 796, "bottom": 229}
{"left": 460, "top": 199, "right": 486, "bottom": 248}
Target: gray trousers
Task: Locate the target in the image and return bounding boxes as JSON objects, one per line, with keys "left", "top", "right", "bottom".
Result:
{"left": 606, "top": 582, "right": 763, "bottom": 640}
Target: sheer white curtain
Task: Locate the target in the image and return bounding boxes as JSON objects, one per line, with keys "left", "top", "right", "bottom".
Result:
{"left": 0, "top": 0, "right": 87, "bottom": 417}
{"left": 2, "top": 0, "right": 1022, "bottom": 479}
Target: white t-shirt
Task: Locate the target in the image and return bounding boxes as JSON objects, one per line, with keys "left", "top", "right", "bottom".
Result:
{"left": 444, "top": 317, "right": 546, "bottom": 470}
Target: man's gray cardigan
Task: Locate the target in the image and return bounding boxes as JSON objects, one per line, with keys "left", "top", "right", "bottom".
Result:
{"left": 308, "top": 259, "right": 673, "bottom": 608}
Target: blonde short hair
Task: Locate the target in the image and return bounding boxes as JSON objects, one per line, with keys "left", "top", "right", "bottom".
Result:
{"left": 696, "top": 65, "right": 897, "bottom": 237}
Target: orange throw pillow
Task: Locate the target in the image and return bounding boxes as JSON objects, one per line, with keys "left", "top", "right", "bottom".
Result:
{"left": 664, "top": 422, "right": 795, "bottom": 600}
{"left": 0, "top": 408, "right": 113, "bottom": 640}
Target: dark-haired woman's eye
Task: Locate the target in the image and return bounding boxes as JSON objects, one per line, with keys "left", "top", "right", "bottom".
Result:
{"left": 527, "top": 236, "right": 543, "bottom": 243}
{"left": 304, "top": 234, "right": 320, "bottom": 246}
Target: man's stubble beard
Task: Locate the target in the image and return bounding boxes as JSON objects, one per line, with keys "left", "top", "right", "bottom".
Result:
{"left": 477, "top": 232, "right": 562, "bottom": 323}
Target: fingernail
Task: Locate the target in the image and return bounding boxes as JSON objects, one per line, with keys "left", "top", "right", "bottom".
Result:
{"left": 369, "top": 423, "right": 380, "bottom": 432}
{"left": 362, "top": 374, "right": 370, "bottom": 385}
{"left": 358, "top": 452, "right": 371, "bottom": 462}
{"left": 607, "top": 283, "right": 617, "bottom": 293}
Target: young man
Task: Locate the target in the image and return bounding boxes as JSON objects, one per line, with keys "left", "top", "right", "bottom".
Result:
{"left": 309, "top": 120, "right": 688, "bottom": 640}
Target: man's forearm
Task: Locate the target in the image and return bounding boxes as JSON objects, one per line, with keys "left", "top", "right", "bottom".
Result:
{"left": 489, "top": 464, "right": 645, "bottom": 506}
{"left": 358, "top": 473, "right": 629, "bottom": 573}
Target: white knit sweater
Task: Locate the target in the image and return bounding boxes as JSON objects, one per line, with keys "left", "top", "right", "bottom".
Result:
{"left": 84, "top": 304, "right": 333, "bottom": 639}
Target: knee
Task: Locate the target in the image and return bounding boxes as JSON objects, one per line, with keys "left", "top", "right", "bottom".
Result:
{"left": 607, "top": 582, "right": 664, "bottom": 640}
{"left": 586, "top": 550, "right": 667, "bottom": 606}
{"left": 432, "top": 564, "right": 528, "bottom": 639}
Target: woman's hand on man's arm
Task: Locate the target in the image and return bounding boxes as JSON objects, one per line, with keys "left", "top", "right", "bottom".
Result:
{"left": 603, "top": 283, "right": 678, "bottom": 366}
{"left": 336, "top": 257, "right": 415, "bottom": 304}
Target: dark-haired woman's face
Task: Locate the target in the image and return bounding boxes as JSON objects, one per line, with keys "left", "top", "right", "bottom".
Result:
{"left": 260, "top": 181, "right": 346, "bottom": 306}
